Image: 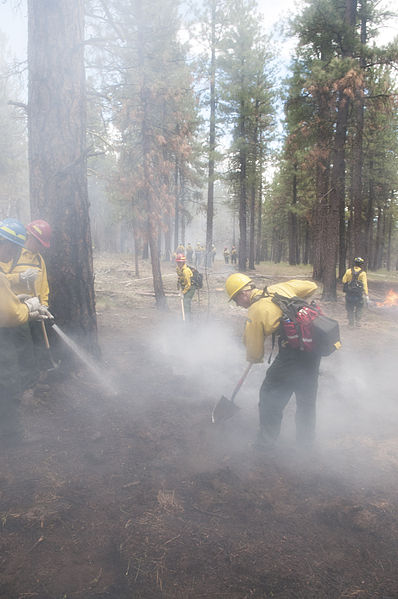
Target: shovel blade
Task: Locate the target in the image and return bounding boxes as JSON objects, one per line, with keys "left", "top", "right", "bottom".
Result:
{"left": 211, "top": 395, "right": 240, "bottom": 424}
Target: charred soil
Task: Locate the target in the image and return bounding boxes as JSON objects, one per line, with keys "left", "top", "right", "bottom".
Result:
{"left": 1, "top": 255, "right": 398, "bottom": 599}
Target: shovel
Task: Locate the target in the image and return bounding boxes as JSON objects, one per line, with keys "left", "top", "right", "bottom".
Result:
{"left": 211, "top": 363, "right": 252, "bottom": 424}
{"left": 28, "top": 280, "right": 60, "bottom": 372}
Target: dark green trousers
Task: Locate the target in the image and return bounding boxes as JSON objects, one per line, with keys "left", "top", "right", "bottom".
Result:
{"left": 259, "top": 346, "right": 321, "bottom": 443}
{"left": 183, "top": 287, "right": 196, "bottom": 319}
{"left": 345, "top": 295, "right": 364, "bottom": 326}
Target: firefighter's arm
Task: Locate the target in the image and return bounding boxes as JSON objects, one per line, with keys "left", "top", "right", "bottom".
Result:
{"left": 38, "top": 262, "right": 50, "bottom": 306}
{"left": 359, "top": 271, "right": 368, "bottom": 296}
{"left": 0, "top": 274, "right": 29, "bottom": 326}
{"left": 243, "top": 302, "right": 279, "bottom": 363}
{"left": 182, "top": 268, "right": 192, "bottom": 294}
{"left": 244, "top": 316, "right": 266, "bottom": 363}
{"left": 282, "top": 280, "right": 318, "bottom": 299}
{"left": 342, "top": 270, "right": 351, "bottom": 284}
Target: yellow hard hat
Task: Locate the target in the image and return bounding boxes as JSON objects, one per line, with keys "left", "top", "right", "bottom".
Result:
{"left": 225, "top": 273, "right": 253, "bottom": 301}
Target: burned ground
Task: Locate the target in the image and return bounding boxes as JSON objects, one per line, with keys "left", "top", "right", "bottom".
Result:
{"left": 1, "top": 254, "right": 398, "bottom": 599}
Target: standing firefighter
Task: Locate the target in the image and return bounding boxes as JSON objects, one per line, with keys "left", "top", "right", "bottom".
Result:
{"left": 0, "top": 219, "right": 52, "bottom": 445}
{"left": 176, "top": 254, "right": 195, "bottom": 320}
{"left": 225, "top": 273, "right": 320, "bottom": 447}
{"left": 230, "top": 246, "right": 237, "bottom": 264}
{"left": 4, "top": 219, "right": 52, "bottom": 390}
{"left": 223, "top": 247, "right": 230, "bottom": 264}
{"left": 342, "top": 257, "right": 369, "bottom": 328}
{"left": 186, "top": 243, "right": 193, "bottom": 263}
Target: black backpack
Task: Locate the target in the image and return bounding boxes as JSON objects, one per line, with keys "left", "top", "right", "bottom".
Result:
{"left": 264, "top": 292, "right": 341, "bottom": 359}
{"left": 343, "top": 268, "right": 363, "bottom": 299}
{"left": 188, "top": 265, "right": 203, "bottom": 289}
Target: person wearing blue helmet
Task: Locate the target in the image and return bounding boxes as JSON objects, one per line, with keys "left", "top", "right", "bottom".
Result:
{"left": 0, "top": 218, "right": 52, "bottom": 445}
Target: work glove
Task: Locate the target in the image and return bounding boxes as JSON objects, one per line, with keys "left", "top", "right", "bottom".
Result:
{"left": 365, "top": 295, "right": 370, "bottom": 306}
{"left": 19, "top": 268, "right": 39, "bottom": 288}
{"left": 24, "top": 297, "right": 54, "bottom": 321}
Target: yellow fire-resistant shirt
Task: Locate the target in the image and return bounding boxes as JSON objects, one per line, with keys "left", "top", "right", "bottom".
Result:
{"left": 0, "top": 272, "right": 29, "bottom": 327}
{"left": 176, "top": 264, "right": 193, "bottom": 294}
{"left": 342, "top": 267, "right": 368, "bottom": 295}
{"left": 2, "top": 248, "right": 50, "bottom": 306}
{"left": 243, "top": 280, "right": 318, "bottom": 363}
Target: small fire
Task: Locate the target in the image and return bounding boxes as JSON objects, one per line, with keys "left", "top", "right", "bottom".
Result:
{"left": 376, "top": 289, "right": 398, "bottom": 307}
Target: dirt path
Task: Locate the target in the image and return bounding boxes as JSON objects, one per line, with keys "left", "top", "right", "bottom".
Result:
{"left": 1, "top": 255, "right": 398, "bottom": 599}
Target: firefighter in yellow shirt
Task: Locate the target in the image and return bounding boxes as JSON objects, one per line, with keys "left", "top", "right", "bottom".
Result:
{"left": 6, "top": 220, "right": 51, "bottom": 306}
{"left": 176, "top": 254, "right": 195, "bottom": 320}
{"left": 0, "top": 219, "right": 52, "bottom": 444}
{"left": 4, "top": 219, "right": 52, "bottom": 390}
{"left": 225, "top": 273, "right": 320, "bottom": 447}
{"left": 342, "top": 257, "right": 369, "bottom": 328}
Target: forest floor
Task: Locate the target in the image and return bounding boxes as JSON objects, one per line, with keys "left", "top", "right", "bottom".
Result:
{"left": 1, "top": 253, "right": 398, "bottom": 599}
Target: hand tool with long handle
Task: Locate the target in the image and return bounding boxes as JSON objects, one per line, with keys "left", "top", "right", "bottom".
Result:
{"left": 40, "top": 320, "right": 60, "bottom": 371}
{"left": 211, "top": 363, "right": 252, "bottom": 424}
{"left": 180, "top": 292, "right": 186, "bottom": 321}
{"left": 29, "top": 279, "right": 59, "bottom": 371}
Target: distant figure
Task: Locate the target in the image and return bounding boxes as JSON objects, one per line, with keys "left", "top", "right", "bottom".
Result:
{"left": 176, "top": 243, "right": 185, "bottom": 256}
{"left": 195, "top": 243, "right": 202, "bottom": 267}
{"left": 186, "top": 243, "right": 193, "bottom": 263}
{"left": 230, "top": 246, "right": 237, "bottom": 264}
{"left": 223, "top": 247, "right": 230, "bottom": 264}
{"left": 342, "top": 257, "right": 369, "bottom": 328}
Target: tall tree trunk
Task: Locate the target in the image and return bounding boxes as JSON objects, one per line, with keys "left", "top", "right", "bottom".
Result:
{"left": 142, "top": 86, "right": 166, "bottom": 308}
{"left": 174, "top": 159, "right": 179, "bottom": 250}
{"left": 288, "top": 163, "right": 299, "bottom": 265}
{"left": 323, "top": 89, "right": 349, "bottom": 299}
{"left": 366, "top": 169, "right": 374, "bottom": 269}
{"left": 255, "top": 145, "right": 263, "bottom": 265}
{"left": 375, "top": 205, "right": 383, "bottom": 269}
{"left": 386, "top": 211, "right": 392, "bottom": 271}
{"left": 312, "top": 86, "right": 331, "bottom": 281}
{"left": 164, "top": 213, "right": 172, "bottom": 262}
{"left": 238, "top": 100, "right": 247, "bottom": 271}
{"left": 248, "top": 105, "right": 258, "bottom": 271}
{"left": 206, "top": 0, "right": 216, "bottom": 267}
{"left": 28, "top": 0, "right": 97, "bottom": 351}
{"left": 322, "top": 0, "right": 356, "bottom": 299}
{"left": 351, "top": 5, "right": 366, "bottom": 259}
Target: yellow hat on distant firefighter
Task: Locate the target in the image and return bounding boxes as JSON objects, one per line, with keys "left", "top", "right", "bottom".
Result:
{"left": 225, "top": 273, "right": 253, "bottom": 301}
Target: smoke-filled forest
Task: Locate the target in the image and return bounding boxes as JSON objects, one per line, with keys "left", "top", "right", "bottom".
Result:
{"left": 1, "top": 1, "right": 398, "bottom": 598}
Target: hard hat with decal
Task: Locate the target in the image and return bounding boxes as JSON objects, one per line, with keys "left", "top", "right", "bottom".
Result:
{"left": 26, "top": 219, "right": 52, "bottom": 248}
{"left": 0, "top": 218, "right": 27, "bottom": 247}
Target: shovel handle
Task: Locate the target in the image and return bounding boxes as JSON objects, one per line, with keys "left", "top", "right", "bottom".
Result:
{"left": 230, "top": 363, "right": 252, "bottom": 403}
{"left": 180, "top": 293, "right": 186, "bottom": 321}
{"left": 41, "top": 320, "right": 50, "bottom": 349}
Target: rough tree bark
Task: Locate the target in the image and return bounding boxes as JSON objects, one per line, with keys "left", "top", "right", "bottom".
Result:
{"left": 28, "top": 0, "right": 98, "bottom": 350}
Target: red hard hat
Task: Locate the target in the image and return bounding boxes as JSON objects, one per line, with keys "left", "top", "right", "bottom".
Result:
{"left": 176, "top": 253, "right": 186, "bottom": 262}
{"left": 26, "top": 220, "right": 52, "bottom": 248}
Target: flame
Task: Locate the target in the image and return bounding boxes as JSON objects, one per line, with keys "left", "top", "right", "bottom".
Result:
{"left": 376, "top": 289, "right": 398, "bottom": 307}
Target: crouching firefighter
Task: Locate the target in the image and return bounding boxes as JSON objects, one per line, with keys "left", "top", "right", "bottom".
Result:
{"left": 225, "top": 273, "right": 322, "bottom": 448}
{"left": 0, "top": 219, "right": 53, "bottom": 445}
